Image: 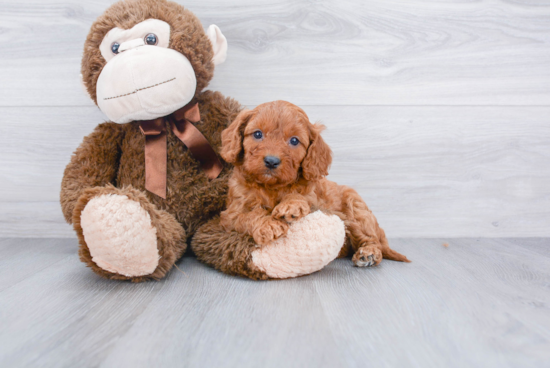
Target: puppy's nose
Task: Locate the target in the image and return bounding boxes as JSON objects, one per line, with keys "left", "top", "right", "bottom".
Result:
{"left": 264, "top": 156, "right": 281, "bottom": 169}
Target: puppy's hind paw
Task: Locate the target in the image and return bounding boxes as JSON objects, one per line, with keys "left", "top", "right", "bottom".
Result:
{"left": 352, "top": 246, "right": 382, "bottom": 267}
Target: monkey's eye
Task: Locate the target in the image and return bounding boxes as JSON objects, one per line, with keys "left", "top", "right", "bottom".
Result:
{"left": 111, "top": 42, "right": 120, "bottom": 54}
{"left": 253, "top": 130, "right": 263, "bottom": 140}
{"left": 144, "top": 33, "right": 158, "bottom": 45}
{"left": 289, "top": 137, "right": 300, "bottom": 146}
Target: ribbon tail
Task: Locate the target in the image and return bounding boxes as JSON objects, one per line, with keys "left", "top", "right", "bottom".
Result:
{"left": 171, "top": 107, "right": 223, "bottom": 180}
{"left": 141, "top": 120, "right": 167, "bottom": 199}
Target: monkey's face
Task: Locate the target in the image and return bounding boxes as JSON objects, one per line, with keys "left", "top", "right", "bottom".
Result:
{"left": 82, "top": 0, "right": 227, "bottom": 124}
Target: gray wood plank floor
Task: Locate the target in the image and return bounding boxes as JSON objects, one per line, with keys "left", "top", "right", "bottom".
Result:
{"left": 1, "top": 238, "right": 548, "bottom": 368}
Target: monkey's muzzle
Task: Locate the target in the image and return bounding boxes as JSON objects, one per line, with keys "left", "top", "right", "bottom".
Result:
{"left": 96, "top": 45, "right": 197, "bottom": 124}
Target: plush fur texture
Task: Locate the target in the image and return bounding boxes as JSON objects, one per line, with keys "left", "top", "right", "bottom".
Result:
{"left": 81, "top": 193, "right": 160, "bottom": 277}
{"left": 64, "top": 0, "right": 360, "bottom": 282}
{"left": 251, "top": 211, "right": 345, "bottom": 278}
{"left": 219, "top": 101, "right": 410, "bottom": 267}
{"left": 192, "top": 211, "right": 345, "bottom": 280}
{"left": 61, "top": 0, "right": 245, "bottom": 281}
{"left": 63, "top": 91, "right": 242, "bottom": 281}
{"left": 72, "top": 185, "right": 186, "bottom": 282}
{"left": 81, "top": 0, "right": 215, "bottom": 104}
{"left": 191, "top": 216, "right": 269, "bottom": 280}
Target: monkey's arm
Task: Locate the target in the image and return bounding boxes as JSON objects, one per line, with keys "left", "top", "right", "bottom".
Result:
{"left": 173, "top": 90, "right": 243, "bottom": 233}
{"left": 197, "top": 90, "right": 242, "bottom": 134}
{"left": 60, "top": 122, "right": 124, "bottom": 223}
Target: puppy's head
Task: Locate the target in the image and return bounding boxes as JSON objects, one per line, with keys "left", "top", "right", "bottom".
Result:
{"left": 221, "top": 100, "right": 332, "bottom": 186}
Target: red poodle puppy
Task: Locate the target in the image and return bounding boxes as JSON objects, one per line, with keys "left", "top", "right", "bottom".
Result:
{"left": 219, "top": 100, "right": 409, "bottom": 267}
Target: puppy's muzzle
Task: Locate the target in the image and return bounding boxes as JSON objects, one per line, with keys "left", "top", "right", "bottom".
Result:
{"left": 264, "top": 156, "right": 281, "bottom": 169}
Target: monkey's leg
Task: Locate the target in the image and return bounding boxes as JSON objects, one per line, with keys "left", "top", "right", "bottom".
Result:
{"left": 191, "top": 216, "right": 268, "bottom": 280}
{"left": 73, "top": 185, "right": 186, "bottom": 282}
{"left": 339, "top": 186, "right": 410, "bottom": 267}
{"left": 192, "top": 211, "right": 345, "bottom": 279}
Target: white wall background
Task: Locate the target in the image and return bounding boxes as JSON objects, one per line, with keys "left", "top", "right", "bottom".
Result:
{"left": 1, "top": 0, "right": 549, "bottom": 238}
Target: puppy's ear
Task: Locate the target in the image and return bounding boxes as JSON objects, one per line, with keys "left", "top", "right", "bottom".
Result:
{"left": 302, "top": 123, "right": 332, "bottom": 181}
{"left": 221, "top": 109, "right": 253, "bottom": 165}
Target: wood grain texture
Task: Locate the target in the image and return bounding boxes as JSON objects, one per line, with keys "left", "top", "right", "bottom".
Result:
{"left": 0, "top": 0, "right": 549, "bottom": 106}
{"left": 0, "top": 238, "right": 548, "bottom": 367}
{"left": 0, "top": 202, "right": 74, "bottom": 238}
{"left": 1, "top": 0, "right": 550, "bottom": 237}
{"left": 1, "top": 105, "right": 549, "bottom": 237}
{"left": 0, "top": 238, "right": 74, "bottom": 291}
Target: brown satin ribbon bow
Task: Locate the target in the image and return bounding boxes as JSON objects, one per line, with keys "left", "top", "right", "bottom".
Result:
{"left": 139, "top": 102, "right": 223, "bottom": 199}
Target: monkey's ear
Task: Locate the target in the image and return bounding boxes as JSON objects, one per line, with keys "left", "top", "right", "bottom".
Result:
{"left": 206, "top": 25, "right": 228, "bottom": 66}
{"left": 221, "top": 109, "right": 253, "bottom": 165}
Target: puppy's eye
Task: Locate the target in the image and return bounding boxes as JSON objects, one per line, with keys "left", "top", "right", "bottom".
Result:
{"left": 289, "top": 137, "right": 300, "bottom": 146}
{"left": 111, "top": 42, "right": 120, "bottom": 54}
{"left": 144, "top": 33, "right": 158, "bottom": 45}
{"left": 253, "top": 130, "right": 263, "bottom": 140}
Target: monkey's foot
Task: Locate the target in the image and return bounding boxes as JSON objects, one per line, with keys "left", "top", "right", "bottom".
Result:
{"left": 80, "top": 193, "right": 160, "bottom": 277}
{"left": 251, "top": 211, "right": 345, "bottom": 279}
{"left": 74, "top": 186, "right": 186, "bottom": 282}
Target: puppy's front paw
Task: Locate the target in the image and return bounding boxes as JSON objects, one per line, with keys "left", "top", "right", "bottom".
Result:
{"left": 352, "top": 245, "right": 383, "bottom": 267}
{"left": 272, "top": 200, "right": 310, "bottom": 222}
{"left": 253, "top": 218, "right": 289, "bottom": 245}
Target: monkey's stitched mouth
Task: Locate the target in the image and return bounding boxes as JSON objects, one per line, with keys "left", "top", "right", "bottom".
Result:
{"left": 103, "top": 77, "right": 176, "bottom": 100}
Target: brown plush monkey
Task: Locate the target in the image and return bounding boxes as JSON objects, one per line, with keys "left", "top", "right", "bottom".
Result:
{"left": 62, "top": 0, "right": 345, "bottom": 282}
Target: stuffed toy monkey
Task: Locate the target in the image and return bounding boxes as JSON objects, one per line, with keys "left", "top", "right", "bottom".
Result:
{"left": 61, "top": 0, "right": 345, "bottom": 282}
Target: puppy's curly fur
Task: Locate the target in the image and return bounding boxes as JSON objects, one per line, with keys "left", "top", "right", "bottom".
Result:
{"left": 219, "top": 100, "right": 410, "bottom": 267}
